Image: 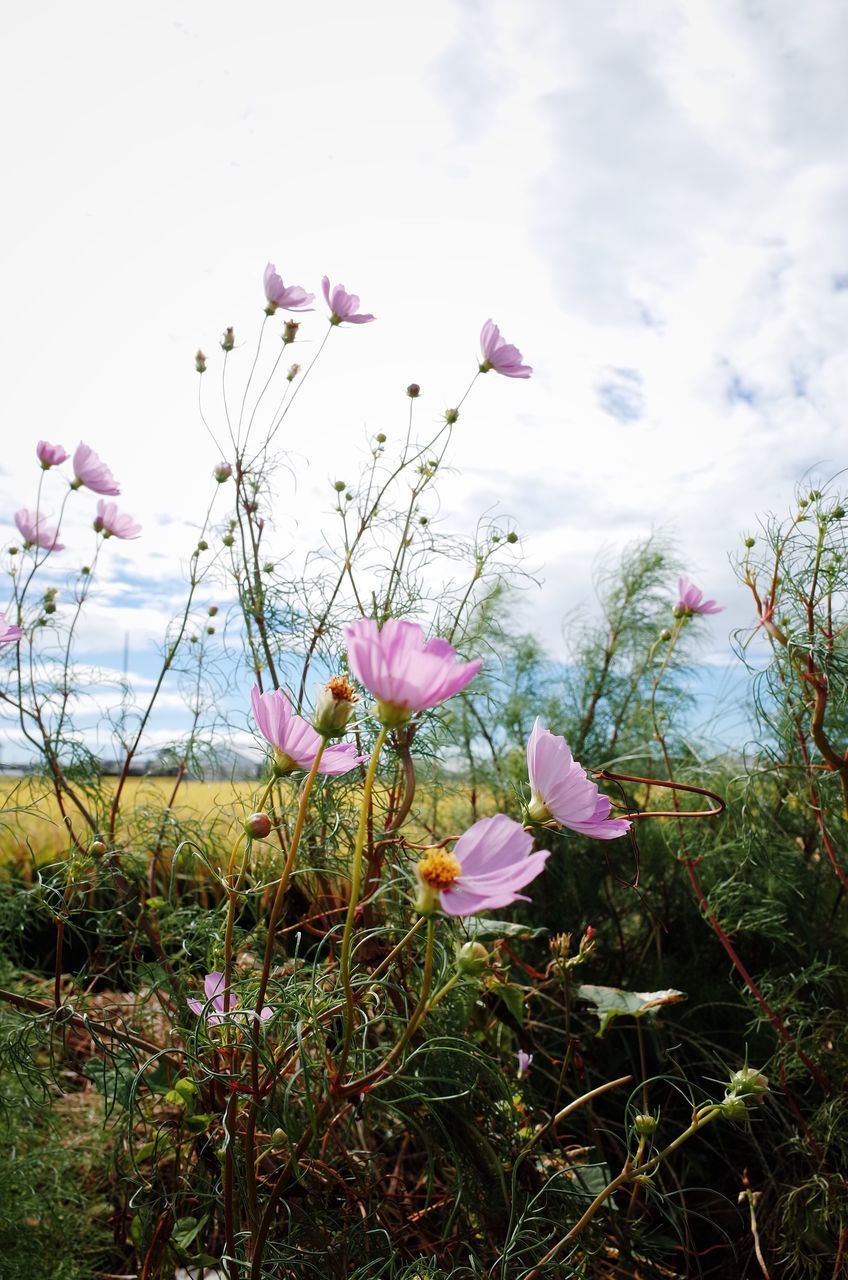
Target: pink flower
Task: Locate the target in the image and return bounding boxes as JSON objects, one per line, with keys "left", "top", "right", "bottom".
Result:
{"left": 14, "top": 508, "right": 65, "bottom": 552}
{"left": 675, "top": 576, "right": 723, "bottom": 617}
{"left": 263, "top": 263, "right": 315, "bottom": 313}
{"left": 322, "top": 276, "right": 375, "bottom": 325}
{"left": 187, "top": 971, "right": 272, "bottom": 1026}
{"left": 94, "top": 500, "right": 141, "bottom": 540}
{"left": 71, "top": 443, "right": 120, "bottom": 495}
{"left": 415, "top": 813, "right": 549, "bottom": 916}
{"left": 0, "top": 613, "right": 22, "bottom": 646}
{"left": 36, "top": 440, "right": 69, "bottom": 469}
{"left": 526, "top": 719, "right": 631, "bottom": 839}
{"left": 517, "top": 1049, "right": 533, "bottom": 1079}
{"left": 345, "top": 618, "right": 482, "bottom": 727}
{"left": 479, "top": 320, "right": 532, "bottom": 379}
{"left": 251, "top": 685, "right": 365, "bottom": 776}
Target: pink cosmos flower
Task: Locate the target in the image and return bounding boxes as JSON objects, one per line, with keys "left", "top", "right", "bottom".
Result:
{"left": 94, "top": 500, "right": 141, "bottom": 540}
{"left": 263, "top": 263, "right": 315, "bottom": 312}
{"left": 14, "top": 508, "right": 65, "bottom": 552}
{"left": 71, "top": 443, "right": 120, "bottom": 495}
{"left": 479, "top": 320, "right": 532, "bottom": 379}
{"left": 322, "top": 276, "right": 375, "bottom": 325}
{"left": 415, "top": 813, "right": 549, "bottom": 917}
{"left": 675, "top": 576, "right": 723, "bottom": 617}
{"left": 345, "top": 618, "right": 482, "bottom": 727}
{"left": 251, "top": 686, "right": 365, "bottom": 776}
{"left": 187, "top": 971, "right": 273, "bottom": 1026}
{"left": 517, "top": 1050, "right": 533, "bottom": 1079}
{"left": 0, "top": 613, "right": 22, "bottom": 646}
{"left": 36, "top": 440, "right": 69, "bottom": 469}
{"left": 526, "top": 719, "right": 631, "bottom": 839}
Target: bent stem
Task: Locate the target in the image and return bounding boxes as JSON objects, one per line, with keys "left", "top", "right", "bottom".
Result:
{"left": 524, "top": 1103, "right": 722, "bottom": 1279}
{"left": 336, "top": 724, "right": 390, "bottom": 1081}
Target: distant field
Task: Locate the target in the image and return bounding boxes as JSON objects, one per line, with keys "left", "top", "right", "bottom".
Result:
{"left": 0, "top": 775, "right": 258, "bottom": 864}
{"left": 0, "top": 773, "right": 481, "bottom": 866}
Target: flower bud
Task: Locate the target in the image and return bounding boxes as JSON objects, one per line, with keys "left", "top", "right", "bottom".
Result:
{"left": 286, "top": 362, "right": 301, "bottom": 382}
{"left": 506, "top": 531, "right": 518, "bottom": 544}
{"left": 376, "top": 432, "right": 387, "bottom": 443}
{"left": 313, "top": 675, "right": 358, "bottom": 738}
{"left": 214, "top": 462, "right": 232, "bottom": 483}
{"left": 333, "top": 480, "right": 346, "bottom": 492}
{"left": 444, "top": 408, "right": 459, "bottom": 424}
{"left": 206, "top": 626, "right": 215, "bottom": 635}
{"left": 455, "top": 940, "right": 489, "bottom": 977}
{"left": 220, "top": 327, "right": 235, "bottom": 352}
{"left": 195, "top": 349, "right": 207, "bottom": 374}
{"left": 833, "top": 507, "right": 845, "bottom": 521}
{"left": 726, "top": 1066, "right": 769, "bottom": 1103}
{"left": 222, "top": 534, "right": 235, "bottom": 547}
{"left": 406, "top": 383, "right": 420, "bottom": 398}
{"left": 197, "top": 540, "right": 208, "bottom": 552}
{"left": 80, "top": 565, "right": 90, "bottom": 575}
{"left": 744, "top": 536, "right": 755, "bottom": 548}
{"left": 244, "top": 812, "right": 272, "bottom": 840}
{"left": 660, "top": 628, "right": 673, "bottom": 641}
{"left": 634, "top": 1113, "right": 657, "bottom": 1137}
{"left": 208, "top": 605, "right": 218, "bottom": 617}
{"left": 283, "top": 320, "right": 299, "bottom": 344}
{"left": 90, "top": 840, "right": 107, "bottom": 857}
{"left": 719, "top": 1095, "right": 748, "bottom": 1122}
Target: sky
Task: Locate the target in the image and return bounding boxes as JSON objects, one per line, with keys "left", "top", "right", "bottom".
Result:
{"left": 1, "top": 0, "right": 847, "bottom": 763}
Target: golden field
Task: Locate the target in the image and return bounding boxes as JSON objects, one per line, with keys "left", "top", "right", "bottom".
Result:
{"left": 0, "top": 775, "right": 260, "bottom": 865}
{"left": 0, "top": 772, "right": 480, "bottom": 867}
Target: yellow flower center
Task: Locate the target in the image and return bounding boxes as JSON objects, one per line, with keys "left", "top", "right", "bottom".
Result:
{"left": 417, "top": 848, "right": 461, "bottom": 889}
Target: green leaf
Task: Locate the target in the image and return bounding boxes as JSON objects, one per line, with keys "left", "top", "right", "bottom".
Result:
{"left": 496, "top": 983, "right": 525, "bottom": 1026}
{"left": 465, "top": 917, "right": 548, "bottom": 940}
{"left": 83, "top": 1051, "right": 139, "bottom": 1109}
{"left": 576, "top": 985, "right": 686, "bottom": 1036}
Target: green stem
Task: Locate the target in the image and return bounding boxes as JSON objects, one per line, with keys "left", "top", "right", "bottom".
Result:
{"left": 336, "top": 724, "right": 390, "bottom": 1080}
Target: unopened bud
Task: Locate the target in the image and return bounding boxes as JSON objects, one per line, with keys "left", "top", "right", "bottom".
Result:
{"left": 455, "top": 940, "right": 489, "bottom": 977}
{"left": 220, "top": 327, "right": 235, "bottom": 352}
{"left": 214, "top": 462, "right": 233, "bottom": 483}
{"left": 44, "top": 602, "right": 57, "bottom": 615}
{"left": 197, "top": 540, "right": 208, "bottom": 552}
{"left": 208, "top": 605, "right": 218, "bottom": 617}
{"left": 206, "top": 625, "right": 215, "bottom": 635}
{"left": 444, "top": 408, "right": 459, "bottom": 424}
{"left": 744, "top": 537, "right": 755, "bottom": 548}
{"left": 333, "top": 480, "right": 346, "bottom": 492}
{"left": 244, "top": 812, "right": 272, "bottom": 840}
{"left": 283, "top": 320, "right": 299, "bottom": 344}
{"left": 832, "top": 507, "right": 845, "bottom": 521}
{"left": 9, "top": 546, "right": 18, "bottom": 556}
{"left": 376, "top": 432, "right": 387, "bottom": 443}
{"left": 90, "top": 840, "right": 107, "bottom": 857}
{"left": 660, "top": 628, "right": 673, "bottom": 641}
{"left": 80, "top": 565, "right": 90, "bottom": 575}
{"left": 286, "top": 362, "right": 300, "bottom": 382}
{"left": 506, "top": 531, "right": 518, "bottom": 545}
{"left": 313, "top": 674, "right": 358, "bottom": 738}
{"left": 195, "top": 349, "right": 207, "bottom": 374}
{"left": 271, "top": 1127, "right": 287, "bottom": 1146}
{"left": 406, "top": 383, "right": 420, "bottom": 398}
{"left": 633, "top": 1113, "right": 657, "bottom": 1137}
{"left": 222, "top": 534, "right": 235, "bottom": 547}
{"left": 726, "top": 1066, "right": 769, "bottom": 1103}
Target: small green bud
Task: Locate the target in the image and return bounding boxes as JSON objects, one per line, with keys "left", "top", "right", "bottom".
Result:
{"left": 197, "top": 539, "right": 208, "bottom": 552}
{"left": 720, "top": 1095, "right": 748, "bottom": 1122}
{"left": 506, "top": 531, "right": 518, "bottom": 544}
{"left": 222, "top": 534, "right": 235, "bottom": 547}
{"left": 8, "top": 546, "right": 18, "bottom": 556}
{"left": 634, "top": 1113, "right": 657, "bottom": 1137}
{"left": 283, "top": 319, "right": 300, "bottom": 344}
{"left": 419, "top": 515, "right": 428, "bottom": 526}
{"left": 195, "top": 349, "right": 207, "bottom": 373}
{"left": 206, "top": 625, "right": 215, "bottom": 635}
{"left": 271, "top": 1128, "right": 287, "bottom": 1146}
{"left": 833, "top": 507, "right": 845, "bottom": 521}
{"left": 744, "top": 537, "right": 755, "bottom": 548}
{"left": 444, "top": 408, "right": 459, "bottom": 424}
{"left": 80, "top": 564, "right": 90, "bottom": 575}
{"left": 220, "top": 326, "right": 235, "bottom": 352}
{"left": 90, "top": 840, "right": 108, "bottom": 857}
{"left": 263, "top": 562, "right": 274, "bottom": 574}
{"left": 208, "top": 605, "right": 218, "bottom": 617}
{"left": 726, "top": 1066, "right": 769, "bottom": 1102}
{"left": 376, "top": 432, "right": 387, "bottom": 443}
{"left": 333, "top": 480, "right": 346, "bottom": 492}
{"left": 455, "top": 940, "right": 490, "bottom": 978}
{"left": 660, "top": 627, "right": 673, "bottom": 641}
